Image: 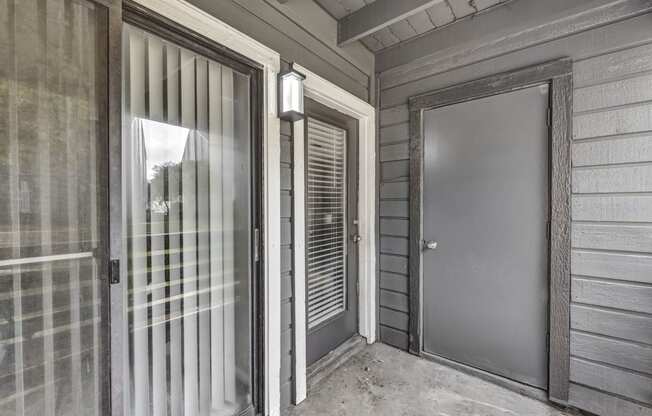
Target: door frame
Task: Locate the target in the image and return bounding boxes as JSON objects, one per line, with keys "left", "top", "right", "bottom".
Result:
{"left": 407, "top": 58, "right": 572, "bottom": 404}
{"left": 291, "top": 64, "right": 377, "bottom": 404}
{"left": 104, "top": 2, "right": 123, "bottom": 416}
{"left": 108, "top": 1, "right": 283, "bottom": 415}
{"left": 303, "top": 98, "right": 360, "bottom": 367}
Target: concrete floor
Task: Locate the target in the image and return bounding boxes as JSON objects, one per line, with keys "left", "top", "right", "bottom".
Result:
{"left": 289, "top": 343, "right": 572, "bottom": 416}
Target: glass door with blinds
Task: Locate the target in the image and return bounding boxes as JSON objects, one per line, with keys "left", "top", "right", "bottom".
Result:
{"left": 0, "top": 0, "right": 110, "bottom": 415}
{"left": 119, "top": 15, "right": 261, "bottom": 416}
{"left": 305, "top": 99, "right": 359, "bottom": 366}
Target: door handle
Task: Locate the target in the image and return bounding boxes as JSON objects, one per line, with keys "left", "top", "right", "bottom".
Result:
{"left": 352, "top": 234, "right": 362, "bottom": 244}
{"left": 109, "top": 259, "right": 120, "bottom": 284}
{"left": 424, "top": 240, "right": 438, "bottom": 250}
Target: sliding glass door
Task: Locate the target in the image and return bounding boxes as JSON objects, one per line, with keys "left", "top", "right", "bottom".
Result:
{"left": 120, "top": 20, "right": 258, "bottom": 416}
{"left": 0, "top": 0, "right": 109, "bottom": 415}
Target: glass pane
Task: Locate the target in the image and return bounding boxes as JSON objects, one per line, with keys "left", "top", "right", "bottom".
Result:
{"left": 0, "top": 1, "right": 107, "bottom": 415}
{"left": 122, "top": 24, "right": 253, "bottom": 416}
{"left": 306, "top": 118, "right": 347, "bottom": 329}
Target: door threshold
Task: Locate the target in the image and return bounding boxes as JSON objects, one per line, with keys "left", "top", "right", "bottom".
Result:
{"left": 307, "top": 335, "right": 366, "bottom": 394}
{"left": 420, "top": 351, "right": 550, "bottom": 403}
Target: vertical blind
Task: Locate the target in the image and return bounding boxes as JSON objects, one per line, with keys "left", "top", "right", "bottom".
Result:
{"left": 122, "top": 24, "right": 252, "bottom": 416}
{"left": 0, "top": 1, "right": 105, "bottom": 415}
{"left": 306, "top": 118, "right": 347, "bottom": 329}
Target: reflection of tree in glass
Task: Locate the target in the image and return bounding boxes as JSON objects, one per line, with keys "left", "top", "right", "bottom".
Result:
{"left": 147, "top": 158, "right": 209, "bottom": 217}
{"left": 148, "top": 161, "right": 181, "bottom": 215}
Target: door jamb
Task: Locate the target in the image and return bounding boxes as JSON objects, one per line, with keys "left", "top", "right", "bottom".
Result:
{"left": 105, "top": 1, "right": 123, "bottom": 416}
{"left": 407, "top": 58, "right": 572, "bottom": 404}
{"left": 291, "top": 64, "right": 377, "bottom": 404}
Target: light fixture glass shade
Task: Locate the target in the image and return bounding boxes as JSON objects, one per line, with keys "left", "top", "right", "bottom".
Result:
{"left": 279, "top": 67, "right": 305, "bottom": 121}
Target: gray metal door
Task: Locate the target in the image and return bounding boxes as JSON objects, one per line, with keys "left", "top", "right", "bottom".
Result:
{"left": 422, "top": 85, "right": 550, "bottom": 389}
{"left": 305, "top": 99, "right": 359, "bottom": 366}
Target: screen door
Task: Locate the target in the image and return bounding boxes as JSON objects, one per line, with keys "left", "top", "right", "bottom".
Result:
{"left": 120, "top": 22, "right": 258, "bottom": 416}
{"left": 0, "top": 0, "right": 109, "bottom": 414}
{"left": 421, "top": 85, "right": 550, "bottom": 389}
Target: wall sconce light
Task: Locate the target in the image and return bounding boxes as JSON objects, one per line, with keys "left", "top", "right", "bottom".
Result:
{"left": 278, "top": 64, "right": 306, "bottom": 121}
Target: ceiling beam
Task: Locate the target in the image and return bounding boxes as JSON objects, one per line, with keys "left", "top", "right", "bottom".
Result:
{"left": 338, "top": 0, "right": 442, "bottom": 45}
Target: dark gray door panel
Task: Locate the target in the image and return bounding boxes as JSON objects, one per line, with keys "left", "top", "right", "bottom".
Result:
{"left": 305, "top": 98, "right": 359, "bottom": 366}
{"left": 422, "top": 85, "right": 550, "bottom": 389}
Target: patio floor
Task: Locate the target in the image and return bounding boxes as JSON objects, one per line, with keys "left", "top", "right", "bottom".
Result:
{"left": 288, "top": 343, "right": 573, "bottom": 416}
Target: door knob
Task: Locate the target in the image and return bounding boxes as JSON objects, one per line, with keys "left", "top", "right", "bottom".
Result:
{"left": 352, "top": 234, "right": 362, "bottom": 243}
{"left": 424, "top": 240, "right": 438, "bottom": 250}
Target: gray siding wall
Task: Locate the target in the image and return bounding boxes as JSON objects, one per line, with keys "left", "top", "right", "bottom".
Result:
{"left": 279, "top": 120, "right": 294, "bottom": 411}
{"left": 377, "top": 10, "right": 652, "bottom": 415}
{"left": 569, "top": 45, "right": 652, "bottom": 415}
{"left": 186, "top": 0, "right": 374, "bottom": 102}
{"left": 378, "top": 114, "right": 410, "bottom": 350}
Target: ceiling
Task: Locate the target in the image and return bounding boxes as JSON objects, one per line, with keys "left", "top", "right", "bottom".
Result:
{"left": 314, "top": 0, "right": 510, "bottom": 52}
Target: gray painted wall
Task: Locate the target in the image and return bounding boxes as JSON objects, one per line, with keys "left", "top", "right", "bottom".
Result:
{"left": 568, "top": 45, "right": 652, "bottom": 415}
{"left": 279, "top": 119, "right": 294, "bottom": 411}
{"left": 186, "top": 0, "right": 375, "bottom": 103}
{"left": 377, "top": 4, "right": 652, "bottom": 415}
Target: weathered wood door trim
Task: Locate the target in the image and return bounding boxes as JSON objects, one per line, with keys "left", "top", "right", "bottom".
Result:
{"left": 407, "top": 58, "right": 573, "bottom": 404}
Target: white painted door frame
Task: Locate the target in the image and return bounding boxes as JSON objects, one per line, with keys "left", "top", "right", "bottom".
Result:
{"left": 126, "top": 1, "right": 283, "bottom": 415}
{"left": 292, "top": 64, "right": 377, "bottom": 404}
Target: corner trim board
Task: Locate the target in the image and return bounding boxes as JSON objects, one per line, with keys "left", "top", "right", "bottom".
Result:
{"left": 548, "top": 72, "right": 572, "bottom": 405}
{"left": 407, "top": 107, "right": 423, "bottom": 356}
{"left": 407, "top": 58, "right": 573, "bottom": 403}
{"left": 292, "top": 119, "right": 308, "bottom": 404}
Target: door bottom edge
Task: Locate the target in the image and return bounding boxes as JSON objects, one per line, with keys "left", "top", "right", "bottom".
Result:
{"left": 420, "top": 351, "right": 549, "bottom": 403}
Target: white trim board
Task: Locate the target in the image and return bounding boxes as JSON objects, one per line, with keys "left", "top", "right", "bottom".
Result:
{"left": 128, "top": 1, "right": 282, "bottom": 415}
{"left": 292, "top": 64, "right": 377, "bottom": 404}
{"left": 291, "top": 119, "right": 308, "bottom": 404}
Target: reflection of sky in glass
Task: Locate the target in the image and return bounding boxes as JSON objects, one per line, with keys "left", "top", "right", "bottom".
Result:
{"left": 140, "top": 118, "right": 190, "bottom": 181}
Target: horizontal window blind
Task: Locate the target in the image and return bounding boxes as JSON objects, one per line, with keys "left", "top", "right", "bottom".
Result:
{"left": 306, "top": 118, "right": 347, "bottom": 329}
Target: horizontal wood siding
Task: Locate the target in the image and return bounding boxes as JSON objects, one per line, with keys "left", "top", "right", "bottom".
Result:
{"left": 379, "top": 14, "right": 652, "bottom": 109}
{"left": 571, "top": 304, "right": 652, "bottom": 346}
{"left": 572, "top": 195, "right": 652, "bottom": 223}
{"left": 570, "top": 358, "right": 652, "bottom": 404}
{"left": 279, "top": 121, "right": 294, "bottom": 412}
{"left": 377, "top": 10, "right": 652, "bottom": 415}
{"left": 571, "top": 332, "right": 652, "bottom": 375}
{"left": 571, "top": 250, "right": 652, "bottom": 285}
{"left": 569, "top": 41, "right": 652, "bottom": 413}
{"left": 571, "top": 134, "right": 652, "bottom": 167}
{"left": 186, "top": 0, "right": 372, "bottom": 102}
{"left": 569, "top": 384, "right": 652, "bottom": 416}
{"left": 378, "top": 111, "right": 410, "bottom": 348}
